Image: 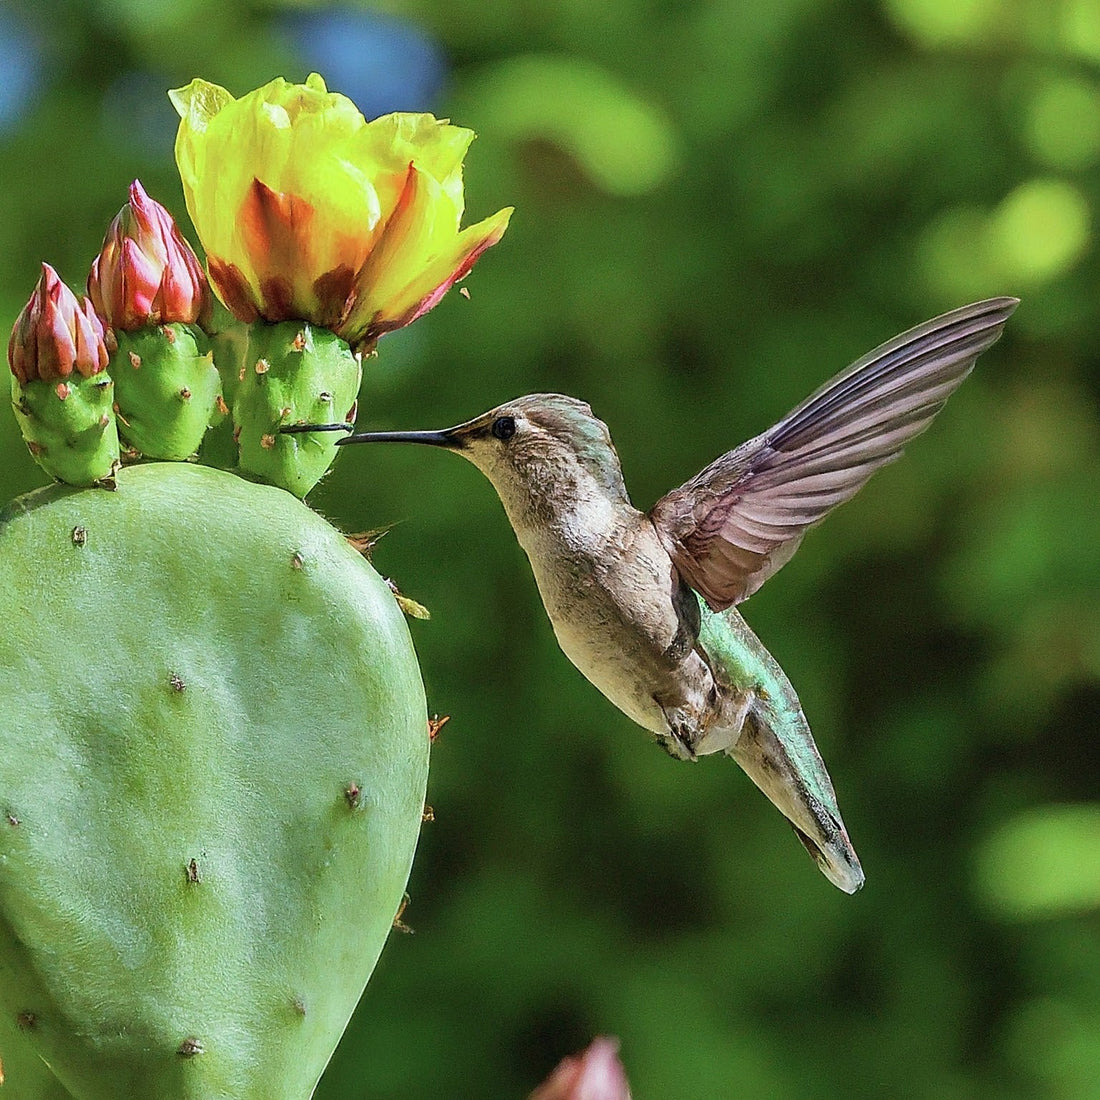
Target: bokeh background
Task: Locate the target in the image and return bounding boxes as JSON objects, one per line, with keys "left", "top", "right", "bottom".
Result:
{"left": 2, "top": 0, "right": 1099, "bottom": 1096}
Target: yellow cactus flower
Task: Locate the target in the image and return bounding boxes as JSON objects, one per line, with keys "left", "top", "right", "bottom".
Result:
{"left": 169, "top": 73, "right": 512, "bottom": 351}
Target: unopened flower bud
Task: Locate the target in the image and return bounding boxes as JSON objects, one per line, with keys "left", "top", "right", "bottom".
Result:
{"left": 8, "top": 263, "right": 109, "bottom": 386}
{"left": 8, "top": 266, "right": 119, "bottom": 485}
{"left": 87, "top": 180, "right": 209, "bottom": 331}
{"left": 529, "top": 1038, "right": 633, "bottom": 1100}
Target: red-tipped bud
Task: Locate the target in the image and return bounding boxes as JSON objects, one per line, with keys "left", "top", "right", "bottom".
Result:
{"left": 87, "top": 180, "right": 209, "bottom": 331}
{"left": 529, "top": 1038, "right": 633, "bottom": 1100}
{"left": 8, "top": 264, "right": 109, "bottom": 385}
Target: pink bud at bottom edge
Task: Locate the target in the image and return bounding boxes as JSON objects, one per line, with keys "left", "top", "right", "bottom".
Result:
{"left": 528, "top": 1037, "right": 632, "bottom": 1100}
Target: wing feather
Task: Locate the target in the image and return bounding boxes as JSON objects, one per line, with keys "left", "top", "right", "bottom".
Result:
{"left": 650, "top": 297, "right": 1019, "bottom": 610}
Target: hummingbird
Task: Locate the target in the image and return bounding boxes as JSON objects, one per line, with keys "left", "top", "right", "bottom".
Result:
{"left": 285, "top": 297, "right": 1017, "bottom": 892}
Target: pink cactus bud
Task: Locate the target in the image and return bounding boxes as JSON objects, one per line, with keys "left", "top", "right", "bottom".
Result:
{"left": 8, "top": 264, "right": 109, "bottom": 385}
{"left": 529, "top": 1038, "right": 633, "bottom": 1100}
{"left": 87, "top": 180, "right": 209, "bottom": 331}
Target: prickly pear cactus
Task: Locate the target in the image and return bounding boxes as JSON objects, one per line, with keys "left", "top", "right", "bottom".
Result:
{"left": 3, "top": 70, "right": 514, "bottom": 1099}
{"left": 0, "top": 463, "right": 429, "bottom": 1099}
{"left": 0, "top": 1005, "right": 73, "bottom": 1098}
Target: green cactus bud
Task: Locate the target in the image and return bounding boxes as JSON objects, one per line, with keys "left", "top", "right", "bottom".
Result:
{"left": 234, "top": 321, "right": 360, "bottom": 498}
{"left": 0, "top": 463, "right": 428, "bottom": 1099}
{"left": 205, "top": 299, "right": 249, "bottom": 406}
{"left": 10, "top": 372, "right": 120, "bottom": 487}
{"left": 109, "top": 323, "right": 221, "bottom": 460}
{"left": 198, "top": 301, "right": 249, "bottom": 471}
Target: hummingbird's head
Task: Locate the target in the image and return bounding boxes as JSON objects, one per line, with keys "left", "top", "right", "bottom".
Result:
{"left": 334, "top": 393, "right": 629, "bottom": 521}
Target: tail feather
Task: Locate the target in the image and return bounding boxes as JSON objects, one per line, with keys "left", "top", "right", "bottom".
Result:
{"left": 697, "top": 600, "right": 864, "bottom": 892}
{"left": 731, "top": 708, "right": 864, "bottom": 893}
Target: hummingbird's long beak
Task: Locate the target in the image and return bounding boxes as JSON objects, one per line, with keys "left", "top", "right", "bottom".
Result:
{"left": 279, "top": 423, "right": 354, "bottom": 434}
{"left": 336, "top": 429, "right": 459, "bottom": 448}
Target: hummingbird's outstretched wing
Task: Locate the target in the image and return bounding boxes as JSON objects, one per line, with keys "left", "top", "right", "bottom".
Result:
{"left": 649, "top": 297, "right": 1019, "bottom": 611}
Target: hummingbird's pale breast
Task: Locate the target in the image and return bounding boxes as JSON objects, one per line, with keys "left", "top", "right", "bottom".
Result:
{"left": 503, "top": 488, "right": 716, "bottom": 736}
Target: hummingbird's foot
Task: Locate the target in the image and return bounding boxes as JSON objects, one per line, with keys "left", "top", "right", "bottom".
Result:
{"left": 692, "top": 687, "right": 754, "bottom": 756}
{"left": 654, "top": 729, "right": 696, "bottom": 762}
{"left": 654, "top": 695, "right": 706, "bottom": 760}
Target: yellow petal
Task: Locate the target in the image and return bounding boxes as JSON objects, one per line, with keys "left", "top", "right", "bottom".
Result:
{"left": 345, "top": 204, "right": 512, "bottom": 345}
{"left": 384, "top": 206, "right": 513, "bottom": 324}
{"left": 170, "top": 74, "right": 511, "bottom": 337}
{"left": 341, "top": 165, "right": 444, "bottom": 336}
{"left": 169, "top": 78, "right": 234, "bottom": 131}
{"left": 361, "top": 114, "right": 474, "bottom": 215}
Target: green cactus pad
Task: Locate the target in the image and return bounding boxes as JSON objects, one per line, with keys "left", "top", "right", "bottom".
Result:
{"left": 234, "top": 322, "right": 361, "bottom": 498}
{"left": 10, "top": 373, "right": 119, "bottom": 487}
{"left": 0, "top": 463, "right": 428, "bottom": 1099}
{"left": 0, "top": 1006, "right": 74, "bottom": 1097}
{"left": 109, "top": 324, "right": 222, "bottom": 460}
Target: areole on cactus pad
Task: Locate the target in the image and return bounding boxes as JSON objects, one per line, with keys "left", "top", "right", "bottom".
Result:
{"left": 0, "top": 463, "right": 430, "bottom": 1099}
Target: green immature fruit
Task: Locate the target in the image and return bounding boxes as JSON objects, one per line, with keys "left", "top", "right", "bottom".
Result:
{"left": 205, "top": 299, "right": 248, "bottom": 412}
{"left": 109, "top": 323, "right": 222, "bottom": 460}
{"left": 0, "top": 463, "right": 429, "bottom": 1099}
{"left": 234, "top": 322, "right": 361, "bottom": 498}
{"left": 9, "top": 372, "right": 119, "bottom": 486}
{"left": 199, "top": 304, "right": 250, "bottom": 470}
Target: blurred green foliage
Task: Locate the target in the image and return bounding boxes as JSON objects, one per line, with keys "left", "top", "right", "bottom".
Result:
{"left": 2, "top": 0, "right": 1099, "bottom": 1096}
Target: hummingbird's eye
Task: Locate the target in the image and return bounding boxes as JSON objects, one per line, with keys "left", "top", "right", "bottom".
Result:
{"left": 491, "top": 416, "right": 516, "bottom": 441}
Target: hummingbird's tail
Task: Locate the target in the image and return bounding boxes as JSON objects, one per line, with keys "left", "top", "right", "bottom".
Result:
{"left": 697, "top": 603, "right": 864, "bottom": 892}
{"left": 729, "top": 707, "right": 865, "bottom": 894}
